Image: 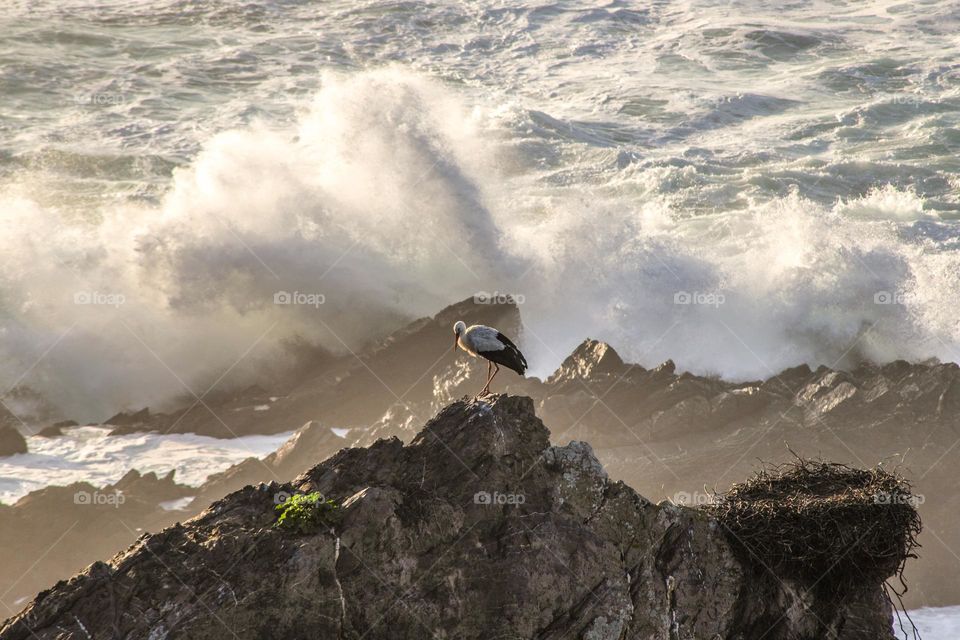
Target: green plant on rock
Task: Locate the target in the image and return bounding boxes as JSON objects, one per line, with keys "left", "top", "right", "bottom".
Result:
{"left": 274, "top": 492, "right": 340, "bottom": 534}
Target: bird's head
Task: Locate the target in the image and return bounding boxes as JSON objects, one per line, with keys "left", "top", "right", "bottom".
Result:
{"left": 452, "top": 321, "right": 466, "bottom": 353}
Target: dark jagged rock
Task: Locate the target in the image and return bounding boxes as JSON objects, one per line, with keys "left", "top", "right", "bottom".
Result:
{"left": 547, "top": 338, "right": 629, "bottom": 384}
{"left": 0, "top": 396, "right": 899, "bottom": 640}
{"left": 524, "top": 342, "right": 958, "bottom": 608}
{"left": 103, "top": 407, "right": 156, "bottom": 435}
{"left": 1, "top": 307, "right": 957, "bottom": 612}
{"left": 0, "top": 420, "right": 358, "bottom": 610}
{"left": 709, "top": 386, "right": 771, "bottom": 425}
{"left": 103, "top": 407, "right": 151, "bottom": 426}
{"left": 150, "top": 384, "right": 285, "bottom": 438}
{"left": 0, "top": 469, "right": 194, "bottom": 609}
{"left": 103, "top": 297, "right": 522, "bottom": 439}
{"left": 266, "top": 420, "right": 349, "bottom": 471}
{"left": 0, "top": 426, "right": 26, "bottom": 457}
{"left": 538, "top": 342, "right": 730, "bottom": 447}
{"left": 111, "top": 469, "right": 191, "bottom": 505}
{"left": 35, "top": 420, "right": 77, "bottom": 438}
{"left": 192, "top": 420, "right": 352, "bottom": 504}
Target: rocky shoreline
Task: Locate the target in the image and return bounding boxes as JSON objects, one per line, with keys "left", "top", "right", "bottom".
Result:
{"left": 0, "top": 395, "right": 907, "bottom": 639}
{"left": 0, "top": 297, "right": 956, "bottom": 612}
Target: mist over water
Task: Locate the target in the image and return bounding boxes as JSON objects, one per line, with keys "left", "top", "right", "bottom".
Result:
{"left": 2, "top": 0, "right": 960, "bottom": 420}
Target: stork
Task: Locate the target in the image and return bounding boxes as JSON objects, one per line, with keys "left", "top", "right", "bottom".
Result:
{"left": 452, "top": 321, "right": 528, "bottom": 397}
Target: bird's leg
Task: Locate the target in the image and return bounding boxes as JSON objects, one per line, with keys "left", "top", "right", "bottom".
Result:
{"left": 482, "top": 361, "right": 498, "bottom": 396}
{"left": 488, "top": 363, "right": 500, "bottom": 394}
{"left": 477, "top": 360, "right": 493, "bottom": 398}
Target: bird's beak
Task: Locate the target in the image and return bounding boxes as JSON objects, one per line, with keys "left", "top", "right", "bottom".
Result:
{"left": 452, "top": 334, "right": 458, "bottom": 354}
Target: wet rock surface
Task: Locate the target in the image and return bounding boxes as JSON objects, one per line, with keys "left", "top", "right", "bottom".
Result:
{"left": 1, "top": 395, "right": 897, "bottom": 640}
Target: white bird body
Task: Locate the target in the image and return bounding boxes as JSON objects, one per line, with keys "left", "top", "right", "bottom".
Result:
{"left": 452, "top": 321, "right": 528, "bottom": 396}
{"left": 457, "top": 325, "right": 506, "bottom": 357}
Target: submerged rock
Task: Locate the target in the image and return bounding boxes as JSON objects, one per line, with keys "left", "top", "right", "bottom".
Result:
{"left": 103, "top": 407, "right": 151, "bottom": 427}
{"left": 0, "top": 395, "right": 900, "bottom": 639}
{"left": 35, "top": 420, "right": 77, "bottom": 438}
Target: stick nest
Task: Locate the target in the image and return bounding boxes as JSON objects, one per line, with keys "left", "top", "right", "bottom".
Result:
{"left": 708, "top": 459, "right": 921, "bottom": 593}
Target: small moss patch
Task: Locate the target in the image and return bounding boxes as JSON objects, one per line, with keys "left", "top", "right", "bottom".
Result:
{"left": 274, "top": 492, "right": 341, "bottom": 534}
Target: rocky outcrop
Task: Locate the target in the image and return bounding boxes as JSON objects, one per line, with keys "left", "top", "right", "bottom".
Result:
{"left": 103, "top": 297, "right": 522, "bottom": 438}
{"left": 191, "top": 420, "right": 352, "bottom": 504}
{"left": 0, "top": 307, "right": 956, "bottom": 611}
{"left": 0, "top": 426, "right": 26, "bottom": 457}
{"left": 0, "top": 420, "right": 362, "bottom": 612}
{"left": 0, "top": 395, "right": 898, "bottom": 640}
{"left": 547, "top": 338, "right": 626, "bottom": 383}
{"left": 103, "top": 407, "right": 152, "bottom": 428}
{"left": 35, "top": 420, "right": 77, "bottom": 438}
{"left": 0, "top": 470, "right": 193, "bottom": 610}
{"left": 522, "top": 342, "right": 960, "bottom": 608}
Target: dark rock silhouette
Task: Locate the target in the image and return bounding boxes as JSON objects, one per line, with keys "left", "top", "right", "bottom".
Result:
{"left": 0, "top": 469, "right": 193, "bottom": 610}
{"left": 103, "top": 407, "right": 152, "bottom": 428}
{"left": 0, "top": 426, "right": 26, "bottom": 457}
{"left": 191, "top": 420, "right": 352, "bottom": 505}
{"left": 0, "top": 395, "right": 899, "bottom": 640}
{"left": 0, "top": 298, "right": 952, "bottom": 611}
{"left": 100, "top": 297, "right": 521, "bottom": 438}
{"left": 35, "top": 420, "right": 77, "bottom": 438}
{"left": 538, "top": 341, "right": 958, "bottom": 607}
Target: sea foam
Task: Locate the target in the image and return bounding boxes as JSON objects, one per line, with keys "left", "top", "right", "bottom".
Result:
{"left": 1, "top": 68, "right": 958, "bottom": 421}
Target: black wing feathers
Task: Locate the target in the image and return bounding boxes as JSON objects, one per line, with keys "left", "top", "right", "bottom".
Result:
{"left": 478, "top": 332, "right": 528, "bottom": 375}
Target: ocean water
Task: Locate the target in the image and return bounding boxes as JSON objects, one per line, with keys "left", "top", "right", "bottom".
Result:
{"left": 2, "top": 0, "right": 960, "bottom": 421}
{"left": 908, "top": 605, "right": 960, "bottom": 639}
{"left": 0, "top": 426, "right": 293, "bottom": 504}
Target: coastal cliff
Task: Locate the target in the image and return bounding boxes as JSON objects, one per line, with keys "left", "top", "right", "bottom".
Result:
{"left": 1, "top": 395, "right": 908, "bottom": 640}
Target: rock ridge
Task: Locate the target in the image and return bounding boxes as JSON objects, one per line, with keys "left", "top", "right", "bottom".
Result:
{"left": 0, "top": 395, "right": 898, "bottom": 640}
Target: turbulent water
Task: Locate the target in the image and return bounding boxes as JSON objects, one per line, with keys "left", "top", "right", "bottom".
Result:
{"left": 908, "top": 606, "right": 960, "bottom": 639}
{"left": 3, "top": 0, "right": 960, "bottom": 421}
{"left": 0, "top": 426, "right": 292, "bottom": 503}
